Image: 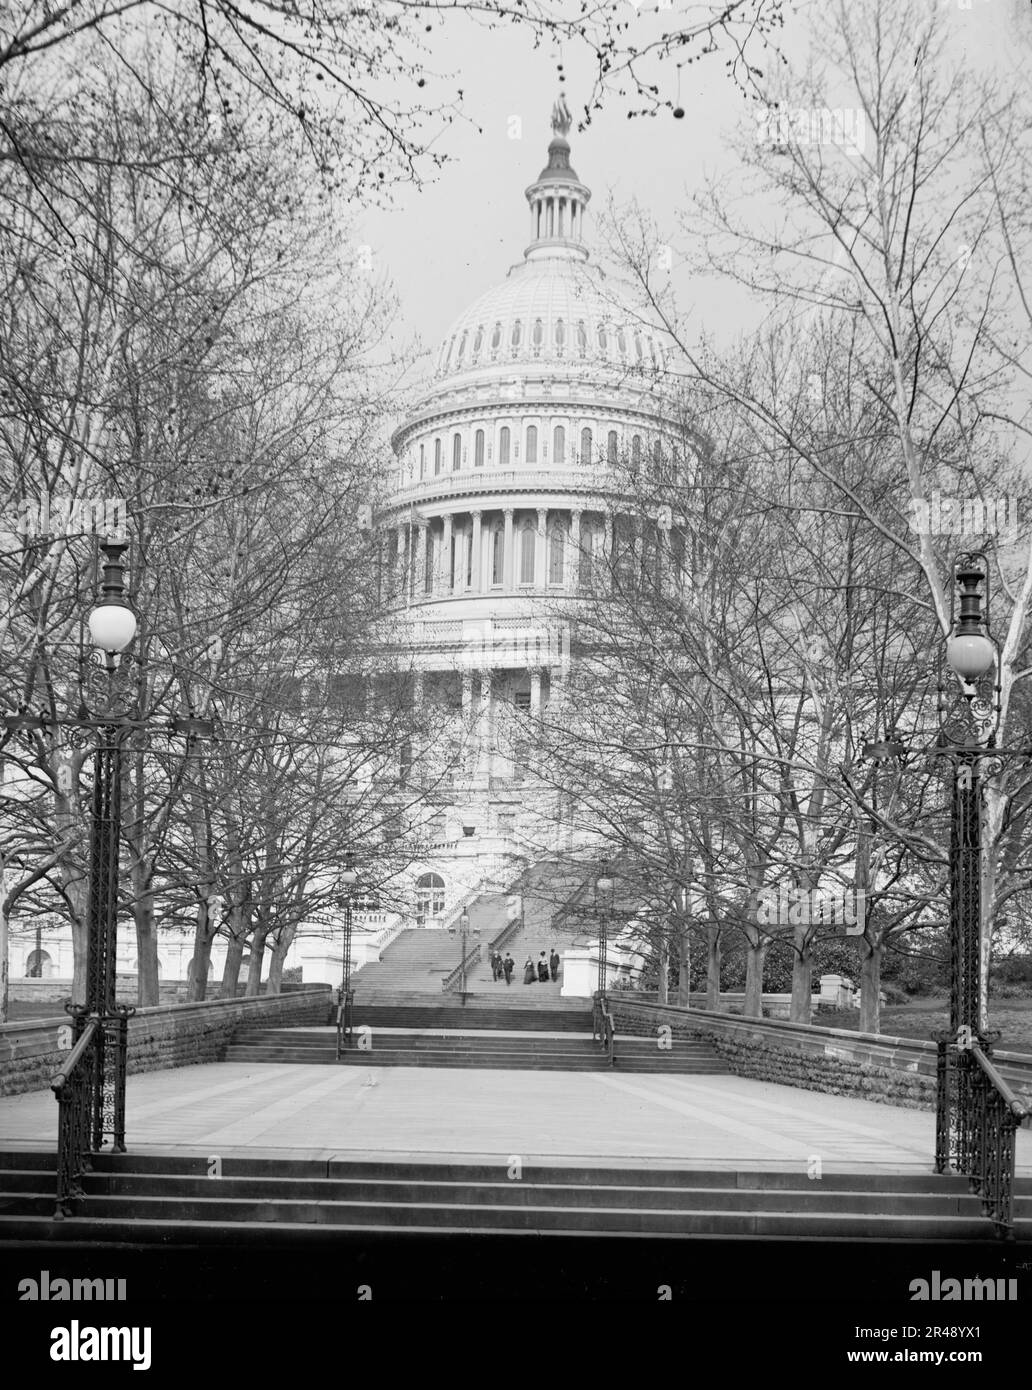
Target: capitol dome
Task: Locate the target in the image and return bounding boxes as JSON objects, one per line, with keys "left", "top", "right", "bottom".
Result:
{"left": 374, "top": 95, "right": 685, "bottom": 907}
{"left": 430, "top": 256, "right": 670, "bottom": 388}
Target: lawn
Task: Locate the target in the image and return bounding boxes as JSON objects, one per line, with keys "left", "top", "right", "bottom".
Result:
{"left": 816, "top": 996, "right": 1032, "bottom": 1055}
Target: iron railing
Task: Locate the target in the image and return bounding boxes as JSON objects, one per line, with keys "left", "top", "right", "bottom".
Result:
{"left": 51, "top": 1016, "right": 101, "bottom": 1217}
{"left": 592, "top": 991, "right": 615, "bottom": 1067}
{"left": 335, "top": 988, "right": 355, "bottom": 1059}
{"left": 936, "top": 1039, "right": 1029, "bottom": 1238}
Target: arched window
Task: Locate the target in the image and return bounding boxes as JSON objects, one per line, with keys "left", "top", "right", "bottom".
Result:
{"left": 491, "top": 322, "right": 501, "bottom": 350}
{"left": 419, "top": 443, "right": 425, "bottom": 477}
{"left": 457, "top": 330, "right": 467, "bottom": 363}
{"left": 473, "top": 325, "right": 484, "bottom": 356}
{"left": 607, "top": 430, "right": 618, "bottom": 464}
{"left": 631, "top": 434, "right": 642, "bottom": 471}
{"left": 579, "top": 521, "right": 598, "bottom": 587}
{"left": 452, "top": 433, "right": 462, "bottom": 470}
{"left": 519, "top": 524, "right": 536, "bottom": 584}
{"left": 492, "top": 525, "right": 504, "bottom": 586}
{"left": 634, "top": 331, "right": 643, "bottom": 361}
{"left": 24, "top": 948, "right": 53, "bottom": 979}
{"left": 577, "top": 321, "right": 588, "bottom": 355}
{"left": 548, "top": 524, "right": 565, "bottom": 585}
{"left": 580, "top": 427, "right": 592, "bottom": 463}
{"left": 474, "top": 429, "right": 485, "bottom": 467}
{"left": 526, "top": 425, "right": 538, "bottom": 464}
{"left": 416, "top": 872, "right": 446, "bottom": 919}
{"left": 652, "top": 438, "right": 663, "bottom": 472}
{"left": 555, "top": 319, "right": 565, "bottom": 349}
{"left": 532, "top": 318, "right": 544, "bottom": 349}
{"left": 617, "top": 328, "right": 627, "bottom": 356}
{"left": 553, "top": 425, "right": 565, "bottom": 464}
{"left": 597, "top": 324, "right": 607, "bottom": 353}
{"left": 434, "top": 438, "right": 442, "bottom": 475}
{"left": 499, "top": 426, "right": 511, "bottom": 466}
{"left": 512, "top": 319, "right": 522, "bottom": 348}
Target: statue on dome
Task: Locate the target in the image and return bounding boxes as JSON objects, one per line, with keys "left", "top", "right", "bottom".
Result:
{"left": 551, "top": 93, "right": 573, "bottom": 139}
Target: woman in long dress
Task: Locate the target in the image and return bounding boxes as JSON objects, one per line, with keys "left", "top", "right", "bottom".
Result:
{"left": 523, "top": 957, "right": 536, "bottom": 984}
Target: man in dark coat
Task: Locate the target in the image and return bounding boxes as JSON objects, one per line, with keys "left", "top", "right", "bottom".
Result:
{"left": 537, "top": 952, "right": 549, "bottom": 983}
{"left": 549, "top": 948, "right": 560, "bottom": 982}
{"left": 503, "top": 953, "right": 514, "bottom": 985}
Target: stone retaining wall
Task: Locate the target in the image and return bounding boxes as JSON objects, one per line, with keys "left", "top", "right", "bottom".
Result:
{"left": 608, "top": 998, "right": 1032, "bottom": 1113}
{"left": 0, "top": 987, "right": 333, "bottom": 1098}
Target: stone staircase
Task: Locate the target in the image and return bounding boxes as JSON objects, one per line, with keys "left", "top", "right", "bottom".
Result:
{"left": 223, "top": 1026, "right": 728, "bottom": 1074}
{"left": 2, "top": 1150, "right": 1028, "bottom": 1243}
{"left": 350, "top": 929, "right": 456, "bottom": 997}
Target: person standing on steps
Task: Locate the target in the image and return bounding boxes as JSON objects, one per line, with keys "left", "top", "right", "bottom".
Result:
{"left": 537, "top": 951, "right": 549, "bottom": 983}
{"left": 503, "top": 953, "right": 514, "bottom": 985}
{"left": 550, "top": 948, "right": 560, "bottom": 982}
{"left": 523, "top": 957, "right": 536, "bottom": 984}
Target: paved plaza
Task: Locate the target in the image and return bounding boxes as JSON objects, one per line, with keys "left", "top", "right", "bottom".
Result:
{"left": 4, "top": 1060, "right": 1030, "bottom": 1173}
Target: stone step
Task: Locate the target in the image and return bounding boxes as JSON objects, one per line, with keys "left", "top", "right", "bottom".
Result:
{"left": 6, "top": 1167, "right": 1029, "bottom": 1212}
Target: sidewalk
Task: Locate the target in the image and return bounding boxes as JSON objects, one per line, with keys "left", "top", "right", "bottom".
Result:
{"left": 4, "top": 1061, "right": 1028, "bottom": 1172}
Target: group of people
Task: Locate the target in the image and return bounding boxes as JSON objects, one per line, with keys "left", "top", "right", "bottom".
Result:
{"left": 490, "top": 948, "right": 561, "bottom": 985}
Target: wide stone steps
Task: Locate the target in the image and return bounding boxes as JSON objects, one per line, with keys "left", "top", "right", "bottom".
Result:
{"left": 1, "top": 1152, "right": 1028, "bottom": 1242}
{"left": 351, "top": 1001, "right": 592, "bottom": 1031}
{"left": 223, "top": 1027, "right": 727, "bottom": 1073}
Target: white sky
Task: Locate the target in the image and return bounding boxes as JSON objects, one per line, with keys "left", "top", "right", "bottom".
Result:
{"left": 354, "top": 0, "right": 1028, "bottom": 394}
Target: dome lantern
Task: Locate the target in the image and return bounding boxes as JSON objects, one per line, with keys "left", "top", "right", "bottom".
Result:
{"left": 523, "top": 94, "right": 591, "bottom": 264}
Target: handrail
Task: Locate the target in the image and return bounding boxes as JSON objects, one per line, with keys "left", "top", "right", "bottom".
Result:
{"left": 50, "top": 1016, "right": 100, "bottom": 1096}
{"left": 592, "top": 991, "right": 615, "bottom": 1066}
{"left": 971, "top": 1044, "right": 1031, "bottom": 1118}
{"left": 442, "top": 942, "right": 482, "bottom": 993}
{"left": 51, "top": 1016, "right": 102, "bottom": 1218}
{"left": 938, "top": 1041, "right": 1028, "bottom": 1239}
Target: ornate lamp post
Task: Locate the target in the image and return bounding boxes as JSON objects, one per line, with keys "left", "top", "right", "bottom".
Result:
{"left": 852, "top": 554, "right": 1028, "bottom": 1235}
{"left": 595, "top": 862, "right": 613, "bottom": 1003}
{"left": 335, "top": 854, "right": 358, "bottom": 1059}
{"left": 2, "top": 538, "right": 212, "bottom": 1214}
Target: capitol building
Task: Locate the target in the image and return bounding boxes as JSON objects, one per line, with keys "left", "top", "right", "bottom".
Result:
{"left": 374, "top": 96, "right": 684, "bottom": 930}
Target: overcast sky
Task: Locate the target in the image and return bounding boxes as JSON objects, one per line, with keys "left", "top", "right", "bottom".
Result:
{"left": 356, "top": 0, "right": 1028, "bottom": 394}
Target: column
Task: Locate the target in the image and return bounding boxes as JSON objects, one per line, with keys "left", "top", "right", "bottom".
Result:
{"left": 530, "top": 668, "right": 542, "bottom": 717}
{"left": 503, "top": 508, "right": 514, "bottom": 590}
{"left": 441, "top": 514, "right": 453, "bottom": 595}
{"left": 396, "top": 524, "right": 408, "bottom": 603}
{"left": 416, "top": 523, "right": 428, "bottom": 598}
{"left": 479, "top": 669, "right": 493, "bottom": 780}
{"left": 471, "top": 510, "right": 482, "bottom": 594}
{"left": 569, "top": 509, "right": 581, "bottom": 590}
{"left": 461, "top": 671, "right": 474, "bottom": 774}
{"left": 535, "top": 507, "right": 547, "bottom": 588}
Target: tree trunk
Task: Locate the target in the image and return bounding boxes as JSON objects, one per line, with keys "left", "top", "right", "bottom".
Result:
{"left": 0, "top": 898, "right": 8, "bottom": 1024}
{"left": 859, "top": 935, "right": 883, "bottom": 1035}
{"left": 789, "top": 924, "right": 814, "bottom": 1024}
{"left": 743, "top": 935, "right": 766, "bottom": 1018}
{"left": 187, "top": 899, "right": 214, "bottom": 1002}
{"left": 246, "top": 925, "right": 269, "bottom": 995}
{"left": 705, "top": 924, "right": 721, "bottom": 1011}
{"left": 266, "top": 921, "right": 298, "bottom": 996}
{"left": 657, "top": 932, "right": 669, "bottom": 1004}
{"left": 132, "top": 859, "right": 159, "bottom": 1006}
{"left": 676, "top": 925, "right": 690, "bottom": 1007}
{"left": 219, "top": 930, "right": 245, "bottom": 999}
